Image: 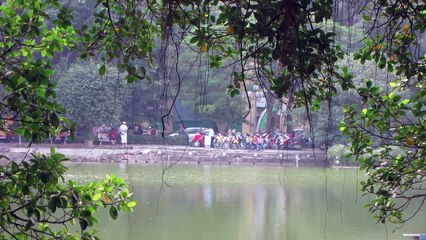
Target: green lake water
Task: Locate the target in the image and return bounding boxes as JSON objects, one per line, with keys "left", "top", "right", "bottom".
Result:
{"left": 65, "top": 163, "right": 426, "bottom": 240}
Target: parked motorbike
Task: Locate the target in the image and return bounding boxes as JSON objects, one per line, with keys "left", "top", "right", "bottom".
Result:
{"left": 285, "top": 136, "right": 311, "bottom": 149}
{"left": 209, "top": 130, "right": 312, "bottom": 150}
{"left": 276, "top": 133, "right": 292, "bottom": 150}
{"left": 229, "top": 134, "right": 240, "bottom": 149}
{"left": 264, "top": 133, "right": 278, "bottom": 149}
{"left": 192, "top": 131, "right": 205, "bottom": 147}
{"left": 213, "top": 133, "right": 230, "bottom": 149}
{"left": 237, "top": 133, "right": 248, "bottom": 149}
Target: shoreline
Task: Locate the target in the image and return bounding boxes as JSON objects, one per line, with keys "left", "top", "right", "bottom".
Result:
{"left": 0, "top": 143, "right": 330, "bottom": 167}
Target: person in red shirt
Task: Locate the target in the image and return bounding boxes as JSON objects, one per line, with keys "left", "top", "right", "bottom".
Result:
{"left": 109, "top": 127, "right": 117, "bottom": 145}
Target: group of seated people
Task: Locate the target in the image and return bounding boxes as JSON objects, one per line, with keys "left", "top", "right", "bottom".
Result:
{"left": 130, "top": 124, "right": 157, "bottom": 135}
{"left": 93, "top": 124, "right": 159, "bottom": 144}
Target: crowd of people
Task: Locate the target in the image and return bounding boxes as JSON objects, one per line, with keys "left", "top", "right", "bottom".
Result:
{"left": 198, "top": 127, "right": 306, "bottom": 150}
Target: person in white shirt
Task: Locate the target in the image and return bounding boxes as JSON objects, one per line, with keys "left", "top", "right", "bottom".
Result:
{"left": 119, "top": 121, "right": 128, "bottom": 147}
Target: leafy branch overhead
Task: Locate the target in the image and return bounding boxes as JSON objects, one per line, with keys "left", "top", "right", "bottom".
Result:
{"left": 1, "top": 0, "right": 426, "bottom": 233}
{"left": 0, "top": 1, "right": 135, "bottom": 239}
{"left": 86, "top": 0, "right": 426, "bottom": 225}
{"left": 0, "top": 0, "right": 79, "bottom": 144}
{"left": 340, "top": 1, "right": 426, "bottom": 224}
{"left": 0, "top": 148, "right": 135, "bottom": 239}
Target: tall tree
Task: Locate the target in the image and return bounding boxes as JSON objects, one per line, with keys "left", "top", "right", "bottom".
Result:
{"left": 56, "top": 60, "right": 128, "bottom": 133}
{"left": 0, "top": 0, "right": 135, "bottom": 238}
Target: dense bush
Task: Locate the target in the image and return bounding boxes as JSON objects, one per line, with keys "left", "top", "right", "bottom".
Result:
{"left": 0, "top": 148, "right": 135, "bottom": 239}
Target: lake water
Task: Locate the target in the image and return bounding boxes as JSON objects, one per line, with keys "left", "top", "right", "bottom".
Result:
{"left": 65, "top": 163, "right": 426, "bottom": 240}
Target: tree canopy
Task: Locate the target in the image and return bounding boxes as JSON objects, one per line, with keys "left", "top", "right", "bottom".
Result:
{"left": 56, "top": 60, "right": 128, "bottom": 131}
{"left": 0, "top": 1, "right": 135, "bottom": 239}
{"left": 0, "top": 0, "right": 425, "bottom": 237}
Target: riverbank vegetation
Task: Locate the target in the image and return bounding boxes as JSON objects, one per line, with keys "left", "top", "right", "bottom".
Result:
{"left": 0, "top": 0, "right": 425, "bottom": 238}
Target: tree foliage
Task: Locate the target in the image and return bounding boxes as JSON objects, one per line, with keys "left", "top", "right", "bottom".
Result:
{"left": 0, "top": 0, "right": 135, "bottom": 238}
{"left": 340, "top": 1, "right": 426, "bottom": 224}
{"left": 0, "top": 0, "right": 79, "bottom": 143}
{"left": 0, "top": 148, "right": 135, "bottom": 239}
{"left": 56, "top": 61, "right": 128, "bottom": 131}
{"left": 78, "top": 0, "right": 157, "bottom": 83}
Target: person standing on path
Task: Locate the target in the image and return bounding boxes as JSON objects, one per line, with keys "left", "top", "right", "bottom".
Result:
{"left": 119, "top": 121, "right": 128, "bottom": 147}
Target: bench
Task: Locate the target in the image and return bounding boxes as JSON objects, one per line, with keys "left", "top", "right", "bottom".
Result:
{"left": 97, "top": 133, "right": 110, "bottom": 145}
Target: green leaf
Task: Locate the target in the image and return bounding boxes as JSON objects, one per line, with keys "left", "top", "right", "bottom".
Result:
{"left": 99, "top": 64, "right": 106, "bottom": 76}
{"left": 34, "top": 1, "right": 40, "bottom": 10}
{"left": 312, "top": 103, "right": 320, "bottom": 112}
{"left": 93, "top": 193, "right": 102, "bottom": 201}
{"left": 353, "top": 53, "right": 362, "bottom": 60}
{"left": 50, "top": 146, "right": 56, "bottom": 155}
{"left": 80, "top": 210, "right": 92, "bottom": 218}
{"left": 127, "top": 201, "right": 136, "bottom": 208}
{"left": 190, "top": 36, "right": 199, "bottom": 44}
{"left": 48, "top": 197, "right": 58, "bottom": 213}
{"left": 109, "top": 206, "right": 118, "bottom": 220}
{"left": 365, "top": 80, "right": 372, "bottom": 88}
{"left": 339, "top": 122, "right": 346, "bottom": 131}
{"left": 401, "top": 99, "right": 409, "bottom": 105}
{"left": 79, "top": 218, "right": 89, "bottom": 231}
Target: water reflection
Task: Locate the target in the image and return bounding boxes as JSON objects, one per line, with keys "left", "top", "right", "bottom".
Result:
{"left": 65, "top": 164, "right": 426, "bottom": 240}
{"left": 203, "top": 185, "right": 213, "bottom": 207}
{"left": 202, "top": 165, "right": 213, "bottom": 208}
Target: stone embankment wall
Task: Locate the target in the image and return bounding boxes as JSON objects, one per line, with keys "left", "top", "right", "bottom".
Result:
{"left": 0, "top": 145, "right": 328, "bottom": 167}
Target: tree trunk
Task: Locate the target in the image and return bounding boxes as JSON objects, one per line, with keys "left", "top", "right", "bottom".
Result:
{"left": 265, "top": 93, "right": 276, "bottom": 132}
